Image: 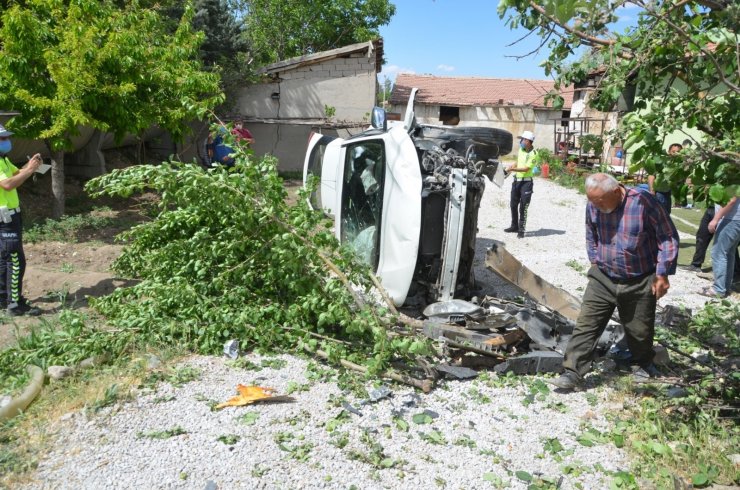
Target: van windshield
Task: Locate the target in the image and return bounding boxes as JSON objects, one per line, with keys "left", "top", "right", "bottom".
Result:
{"left": 340, "top": 140, "right": 385, "bottom": 269}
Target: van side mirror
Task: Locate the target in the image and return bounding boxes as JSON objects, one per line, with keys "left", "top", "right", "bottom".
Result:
{"left": 371, "top": 107, "right": 387, "bottom": 132}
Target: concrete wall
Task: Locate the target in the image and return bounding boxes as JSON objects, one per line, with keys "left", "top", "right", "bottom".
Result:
{"left": 236, "top": 53, "right": 377, "bottom": 122}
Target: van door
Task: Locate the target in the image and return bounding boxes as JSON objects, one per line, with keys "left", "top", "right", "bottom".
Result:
{"left": 303, "top": 132, "right": 341, "bottom": 217}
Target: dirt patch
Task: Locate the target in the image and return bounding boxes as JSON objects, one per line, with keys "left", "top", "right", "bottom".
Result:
{"left": 283, "top": 178, "right": 302, "bottom": 206}
{"left": 0, "top": 241, "right": 132, "bottom": 349}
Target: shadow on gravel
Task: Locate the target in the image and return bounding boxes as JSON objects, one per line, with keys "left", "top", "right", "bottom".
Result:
{"left": 528, "top": 228, "right": 566, "bottom": 237}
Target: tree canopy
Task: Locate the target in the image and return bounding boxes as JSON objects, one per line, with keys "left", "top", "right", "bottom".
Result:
{"left": 0, "top": 0, "right": 223, "bottom": 216}
{"left": 498, "top": 0, "right": 739, "bottom": 202}
{"left": 241, "top": 0, "right": 396, "bottom": 65}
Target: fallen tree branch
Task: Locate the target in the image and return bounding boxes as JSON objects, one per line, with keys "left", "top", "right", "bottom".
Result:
{"left": 657, "top": 340, "right": 725, "bottom": 375}
{"left": 368, "top": 272, "right": 398, "bottom": 316}
{"left": 313, "top": 348, "right": 434, "bottom": 393}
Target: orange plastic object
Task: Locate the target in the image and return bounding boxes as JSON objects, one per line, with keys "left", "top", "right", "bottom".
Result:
{"left": 215, "top": 385, "right": 276, "bottom": 409}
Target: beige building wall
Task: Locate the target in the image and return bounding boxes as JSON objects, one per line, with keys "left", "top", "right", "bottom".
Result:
{"left": 233, "top": 52, "right": 377, "bottom": 170}
{"left": 236, "top": 53, "right": 377, "bottom": 122}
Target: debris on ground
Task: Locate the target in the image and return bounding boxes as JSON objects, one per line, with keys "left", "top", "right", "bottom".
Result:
{"left": 215, "top": 385, "right": 294, "bottom": 410}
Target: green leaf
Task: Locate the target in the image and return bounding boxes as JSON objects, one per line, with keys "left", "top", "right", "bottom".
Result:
{"left": 691, "top": 473, "right": 708, "bottom": 487}
{"left": 516, "top": 470, "right": 533, "bottom": 482}
{"left": 238, "top": 412, "right": 260, "bottom": 426}
{"left": 649, "top": 442, "right": 671, "bottom": 455}
{"left": 709, "top": 185, "right": 726, "bottom": 203}
{"left": 483, "top": 472, "right": 502, "bottom": 484}
{"left": 393, "top": 417, "right": 409, "bottom": 432}
{"left": 612, "top": 433, "right": 624, "bottom": 448}
{"left": 412, "top": 413, "right": 434, "bottom": 425}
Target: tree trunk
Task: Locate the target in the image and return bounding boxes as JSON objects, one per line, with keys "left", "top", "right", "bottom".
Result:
{"left": 51, "top": 150, "right": 65, "bottom": 218}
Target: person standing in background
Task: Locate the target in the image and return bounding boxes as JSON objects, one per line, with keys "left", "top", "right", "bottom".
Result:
{"left": 647, "top": 143, "right": 682, "bottom": 215}
{"left": 699, "top": 197, "right": 740, "bottom": 298}
{"left": 504, "top": 130, "right": 539, "bottom": 239}
{"left": 231, "top": 119, "right": 254, "bottom": 146}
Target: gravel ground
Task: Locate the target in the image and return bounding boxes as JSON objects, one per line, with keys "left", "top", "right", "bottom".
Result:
{"left": 24, "top": 177, "right": 721, "bottom": 490}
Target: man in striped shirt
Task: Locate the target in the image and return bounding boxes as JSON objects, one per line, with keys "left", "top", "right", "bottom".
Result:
{"left": 550, "top": 173, "right": 679, "bottom": 390}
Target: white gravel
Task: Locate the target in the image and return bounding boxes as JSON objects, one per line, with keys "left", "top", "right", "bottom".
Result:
{"left": 23, "top": 177, "right": 719, "bottom": 490}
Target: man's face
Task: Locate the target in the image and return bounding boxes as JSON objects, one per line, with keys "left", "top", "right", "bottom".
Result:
{"left": 520, "top": 138, "right": 533, "bottom": 150}
{"left": 587, "top": 186, "right": 622, "bottom": 214}
{"left": 668, "top": 145, "right": 681, "bottom": 155}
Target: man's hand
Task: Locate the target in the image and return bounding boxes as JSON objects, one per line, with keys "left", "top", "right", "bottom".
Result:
{"left": 708, "top": 218, "right": 718, "bottom": 234}
{"left": 25, "top": 154, "right": 42, "bottom": 172}
{"left": 652, "top": 275, "right": 670, "bottom": 299}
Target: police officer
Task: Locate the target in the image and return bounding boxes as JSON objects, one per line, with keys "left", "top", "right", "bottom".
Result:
{"left": 505, "top": 130, "right": 538, "bottom": 238}
{"left": 0, "top": 124, "right": 41, "bottom": 316}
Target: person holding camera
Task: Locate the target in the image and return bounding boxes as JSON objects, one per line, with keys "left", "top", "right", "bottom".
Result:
{"left": 0, "top": 124, "right": 41, "bottom": 316}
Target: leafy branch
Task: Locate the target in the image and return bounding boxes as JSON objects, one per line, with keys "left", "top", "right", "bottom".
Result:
{"left": 83, "top": 137, "right": 435, "bottom": 387}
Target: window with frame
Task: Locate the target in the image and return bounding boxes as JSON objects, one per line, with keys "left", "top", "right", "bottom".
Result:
{"left": 439, "top": 106, "right": 460, "bottom": 125}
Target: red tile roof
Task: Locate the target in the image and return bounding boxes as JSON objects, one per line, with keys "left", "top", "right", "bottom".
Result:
{"left": 390, "top": 73, "right": 573, "bottom": 110}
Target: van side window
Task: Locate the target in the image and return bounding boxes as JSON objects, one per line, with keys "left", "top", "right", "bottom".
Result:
{"left": 307, "top": 135, "right": 334, "bottom": 210}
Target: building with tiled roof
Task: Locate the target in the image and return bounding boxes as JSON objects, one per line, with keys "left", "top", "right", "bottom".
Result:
{"left": 389, "top": 73, "right": 576, "bottom": 156}
{"left": 389, "top": 74, "right": 573, "bottom": 109}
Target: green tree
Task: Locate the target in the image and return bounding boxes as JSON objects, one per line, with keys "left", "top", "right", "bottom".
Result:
{"left": 164, "top": 0, "right": 246, "bottom": 67}
{"left": 241, "top": 0, "right": 396, "bottom": 65}
{"left": 377, "top": 76, "right": 393, "bottom": 106}
{"left": 498, "top": 0, "right": 739, "bottom": 201}
{"left": 0, "top": 0, "right": 223, "bottom": 217}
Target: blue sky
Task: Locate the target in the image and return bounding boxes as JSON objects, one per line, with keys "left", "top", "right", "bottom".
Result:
{"left": 378, "top": 0, "right": 638, "bottom": 83}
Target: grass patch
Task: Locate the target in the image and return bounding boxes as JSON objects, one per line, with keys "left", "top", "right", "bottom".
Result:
{"left": 25, "top": 207, "right": 115, "bottom": 243}
{"left": 138, "top": 427, "right": 188, "bottom": 440}
{"left": 670, "top": 207, "right": 707, "bottom": 267}
{"left": 612, "top": 299, "right": 740, "bottom": 488}
{"left": 565, "top": 259, "right": 586, "bottom": 273}
{"left": 549, "top": 170, "right": 587, "bottom": 194}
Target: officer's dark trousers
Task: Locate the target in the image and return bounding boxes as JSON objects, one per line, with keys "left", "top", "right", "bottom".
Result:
{"left": 0, "top": 212, "right": 26, "bottom": 306}
{"left": 692, "top": 207, "right": 715, "bottom": 268}
{"left": 563, "top": 266, "right": 656, "bottom": 376}
{"left": 509, "top": 179, "right": 533, "bottom": 231}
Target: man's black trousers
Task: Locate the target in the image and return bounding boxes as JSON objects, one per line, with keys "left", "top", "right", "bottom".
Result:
{"left": 0, "top": 212, "right": 26, "bottom": 306}
{"left": 510, "top": 180, "right": 533, "bottom": 231}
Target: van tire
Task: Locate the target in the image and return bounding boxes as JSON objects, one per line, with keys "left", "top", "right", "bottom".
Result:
{"left": 419, "top": 126, "right": 513, "bottom": 159}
